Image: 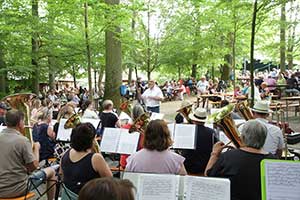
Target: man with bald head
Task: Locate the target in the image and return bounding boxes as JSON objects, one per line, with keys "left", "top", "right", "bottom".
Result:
{"left": 141, "top": 80, "right": 164, "bottom": 113}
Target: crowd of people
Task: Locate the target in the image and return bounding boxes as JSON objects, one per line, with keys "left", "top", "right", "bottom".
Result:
{"left": 0, "top": 68, "right": 296, "bottom": 200}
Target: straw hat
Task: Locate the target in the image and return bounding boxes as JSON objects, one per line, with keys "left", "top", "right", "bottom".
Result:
{"left": 188, "top": 108, "right": 207, "bottom": 122}
{"left": 251, "top": 101, "right": 273, "bottom": 114}
{"left": 176, "top": 100, "right": 193, "bottom": 112}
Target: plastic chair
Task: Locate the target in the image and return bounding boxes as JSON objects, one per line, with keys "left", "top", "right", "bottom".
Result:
{"left": 0, "top": 192, "right": 35, "bottom": 200}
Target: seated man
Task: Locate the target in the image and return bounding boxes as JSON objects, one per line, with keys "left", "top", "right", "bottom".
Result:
{"left": 0, "top": 110, "right": 56, "bottom": 199}
{"left": 181, "top": 108, "right": 218, "bottom": 175}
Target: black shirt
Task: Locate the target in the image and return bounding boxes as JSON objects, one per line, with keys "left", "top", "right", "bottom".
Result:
{"left": 286, "top": 77, "right": 298, "bottom": 89}
{"left": 181, "top": 125, "right": 218, "bottom": 174}
{"left": 61, "top": 149, "right": 100, "bottom": 194}
{"left": 99, "top": 111, "right": 118, "bottom": 128}
{"left": 207, "top": 149, "right": 276, "bottom": 200}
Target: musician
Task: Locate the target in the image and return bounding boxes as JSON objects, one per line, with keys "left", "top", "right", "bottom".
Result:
{"left": 250, "top": 101, "right": 284, "bottom": 157}
{"left": 32, "top": 107, "right": 56, "bottom": 161}
{"left": 81, "top": 100, "right": 99, "bottom": 119}
{"left": 0, "top": 109, "right": 56, "bottom": 199}
{"left": 99, "top": 100, "right": 120, "bottom": 130}
{"left": 0, "top": 102, "right": 9, "bottom": 125}
{"left": 78, "top": 178, "right": 135, "bottom": 200}
{"left": 181, "top": 108, "right": 218, "bottom": 175}
{"left": 175, "top": 100, "right": 192, "bottom": 124}
{"left": 60, "top": 123, "right": 112, "bottom": 195}
{"left": 125, "top": 119, "right": 187, "bottom": 175}
{"left": 205, "top": 120, "right": 276, "bottom": 200}
{"left": 141, "top": 80, "right": 164, "bottom": 113}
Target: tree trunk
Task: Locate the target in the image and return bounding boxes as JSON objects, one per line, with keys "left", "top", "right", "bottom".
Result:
{"left": 98, "top": 67, "right": 104, "bottom": 96}
{"left": 104, "top": 0, "right": 122, "bottom": 109}
{"left": 146, "top": 0, "right": 151, "bottom": 81}
{"left": 221, "top": 54, "right": 232, "bottom": 82}
{"left": 287, "top": 0, "right": 298, "bottom": 69}
{"left": 0, "top": 46, "right": 7, "bottom": 96}
{"left": 191, "top": 64, "right": 197, "bottom": 78}
{"left": 128, "top": 67, "right": 133, "bottom": 83}
{"left": 48, "top": 56, "right": 55, "bottom": 90}
{"left": 250, "top": 0, "right": 258, "bottom": 107}
{"left": 84, "top": 2, "right": 93, "bottom": 99}
{"left": 280, "top": 1, "right": 286, "bottom": 73}
{"left": 31, "top": 0, "right": 40, "bottom": 94}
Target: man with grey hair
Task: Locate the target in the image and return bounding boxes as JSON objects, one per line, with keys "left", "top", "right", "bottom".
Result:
{"left": 0, "top": 109, "right": 56, "bottom": 199}
{"left": 205, "top": 120, "right": 276, "bottom": 200}
{"left": 141, "top": 80, "right": 164, "bottom": 113}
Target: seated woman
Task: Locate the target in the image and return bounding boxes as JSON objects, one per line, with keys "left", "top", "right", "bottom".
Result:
{"left": 98, "top": 100, "right": 121, "bottom": 135}
{"left": 81, "top": 100, "right": 99, "bottom": 119}
{"left": 205, "top": 120, "right": 276, "bottom": 200}
{"left": 120, "top": 104, "right": 145, "bottom": 168}
{"left": 78, "top": 177, "right": 135, "bottom": 200}
{"left": 60, "top": 123, "right": 112, "bottom": 195}
{"left": 32, "top": 107, "right": 56, "bottom": 161}
{"left": 125, "top": 119, "right": 187, "bottom": 175}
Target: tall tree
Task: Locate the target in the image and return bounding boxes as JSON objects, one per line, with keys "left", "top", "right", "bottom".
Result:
{"left": 280, "top": 0, "right": 286, "bottom": 72}
{"left": 31, "top": 0, "right": 40, "bottom": 94}
{"left": 104, "top": 0, "right": 122, "bottom": 108}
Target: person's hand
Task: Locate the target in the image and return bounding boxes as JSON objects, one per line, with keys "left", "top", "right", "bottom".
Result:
{"left": 211, "top": 141, "right": 225, "bottom": 157}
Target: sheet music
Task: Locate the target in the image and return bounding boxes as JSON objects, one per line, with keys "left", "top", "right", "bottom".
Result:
{"left": 168, "top": 123, "right": 175, "bottom": 141}
{"left": 56, "top": 119, "right": 72, "bottom": 142}
{"left": 173, "top": 124, "right": 196, "bottom": 149}
{"left": 150, "top": 112, "right": 165, "bottom": 120}
{"left": 119, "top": 112, "right": 133, "bottom": 124}
{"left": 219, "top": 131, "right": 230, "bottom": 144}
{"left": 0, "top": 126, "right": 6, "bottom": 133}
{"left": 139, "top": 174, "right": 178, "bottom": 200}
{"left": 81, "top": 118, "right": 100, "bottom": 129}
{"left": 184, "top": 176, "right": 230, "bottom": 200}
{"left": 233, "top": 119, "right": 246, "bottom": 126}
{"left": 100, "top": 128, "right": 120, "bottom": 153}
{"left": 117, "top": 130, "right": 140, "bottom": 154}
{"left": 264, "top": 161, "right": 300, "bottom": 200}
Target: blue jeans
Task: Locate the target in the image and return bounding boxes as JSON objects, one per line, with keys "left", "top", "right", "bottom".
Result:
{"left": 147, "top": 106, "right": 160, "bottom": 113}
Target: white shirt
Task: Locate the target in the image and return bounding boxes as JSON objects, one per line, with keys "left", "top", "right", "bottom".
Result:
{"left": 82, "top": 109, "right": 99, "bottom": 119}
{"left": 196, "top": 80, "right": 209, "bottom": 92}
{"left": 239, "top": 118, "right": 284, "bottom": 154}
{"left": 142, "top": 86, "right": 164, "bottom": 107}
{"left": 245, "top": 86, "right": 261, "bottom": 101}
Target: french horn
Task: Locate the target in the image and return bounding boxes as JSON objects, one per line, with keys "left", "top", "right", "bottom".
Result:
{"left": 2, "top": 93, "right": 36, "bottom": 144}
{"left": 65, "top": 113, "right": 101, "bottom": 153}
{"left": 129, "top": 112, "right": 151, "bottom": 133}
{"left": 235, "top": 101, "right": 254, "bottom": 121}
{"left": 207, "top": 104, "right": 242, "bottom": 148}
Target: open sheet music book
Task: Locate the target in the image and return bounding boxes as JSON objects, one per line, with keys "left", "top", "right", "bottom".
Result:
{"left": 100, "top": 128, "right": 140, "bottom": 154}
{"left": 261, "top": 159, "right": 300, "bottom": 200}
{"left": 122, "top": 172, "right": 230, "bottom": 200}
{"left": 168, "top": 123, "right": 196, "bottom": 149}
{"left": 56, "top": 118, "right": 72, "bottom": 142}
{"left": 150, "top": 112, "right": 165, "bottom": 120}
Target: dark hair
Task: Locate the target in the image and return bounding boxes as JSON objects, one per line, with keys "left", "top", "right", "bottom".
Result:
{"left": 81, "top": 100, "right": 92, "bottom": 113}
{"left": 5, "top": 109, "right": 25, "bottom": 127}
{"left": 70, "top": 123, "right": 96, "bottom": 151}
{"left": 143, "top": 119, "right": 173, "bottom": 151}
{"left": 78, "top": 177, "right": 135, "bottom": 200}
{"left": 220, "top": 100, "right": 229, "bottom": 107}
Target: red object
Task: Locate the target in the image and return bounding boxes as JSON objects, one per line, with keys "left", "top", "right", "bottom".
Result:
{"left": 186, "top": 86, "right": 190, "bottom": 96}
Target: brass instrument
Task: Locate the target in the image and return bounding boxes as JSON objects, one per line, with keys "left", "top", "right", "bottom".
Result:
{"left": 176, "top": 103, "right": 193, "bottom": 124}
{"left": 235, "top": 101, "right": 254, "bottom": 120}
{"left": 64, "top": 113, "right": 101, "bottom": 153}
{"left": 2, "top": 93, "right": 36, "bottom": 144}
{"left": 129, "top": 112, "right": 151, "bottom": 133}
{"left": 120, "top": 101, "right": 132, "bottom": 117}
{"left": 207, "top": 104, "right": 242, "bottom": 148}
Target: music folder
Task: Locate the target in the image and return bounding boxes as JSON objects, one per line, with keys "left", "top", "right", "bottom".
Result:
{"left": 100, "top": 128, "right": 140, "bottom": 154}
{"left": 56, "top": 118, "right": 72, "bottom": 142}
{"left": 168, "top": 123, "right": 196, "bottom": 149}
{"left": 122, "top": 172, "right": 230, "bottom": 200}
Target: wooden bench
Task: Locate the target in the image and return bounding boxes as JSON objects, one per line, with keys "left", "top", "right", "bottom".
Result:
{"left": 0, "top": 192, "right": 35, "bottom": 200}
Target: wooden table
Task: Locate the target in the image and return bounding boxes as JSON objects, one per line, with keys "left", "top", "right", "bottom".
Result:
{"left": 197, "top": 94, "right": 222, "bottom": 108}
{"left": 280, "top": 96, "right": 300, "bottom": 121}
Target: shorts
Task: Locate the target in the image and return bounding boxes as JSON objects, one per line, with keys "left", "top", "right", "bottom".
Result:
{"left": 27, "top": 170, "right": 47, "bottom": 191}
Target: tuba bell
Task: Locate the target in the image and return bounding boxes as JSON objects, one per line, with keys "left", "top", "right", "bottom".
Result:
{"left": 235, "top": 101, "right": 254, "bottom": 121}
{"left": 2, "top": 93, "right": 36, "bottom": 144}
{"left": 207, "top": 104, "right": 242, "bottom": 148}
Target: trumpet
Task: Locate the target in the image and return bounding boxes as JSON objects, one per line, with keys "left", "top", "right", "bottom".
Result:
{"left": 65, "top": 113, "right": 101, "bottom": 153}
{"left": 2, "top": 93, "right": 36, "bottom": 144}
{"left": 207, "top": 104, "right": 242, "bottom": 148}
{"left": 235, "top": 101, "right": 254, "bottom": 121}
